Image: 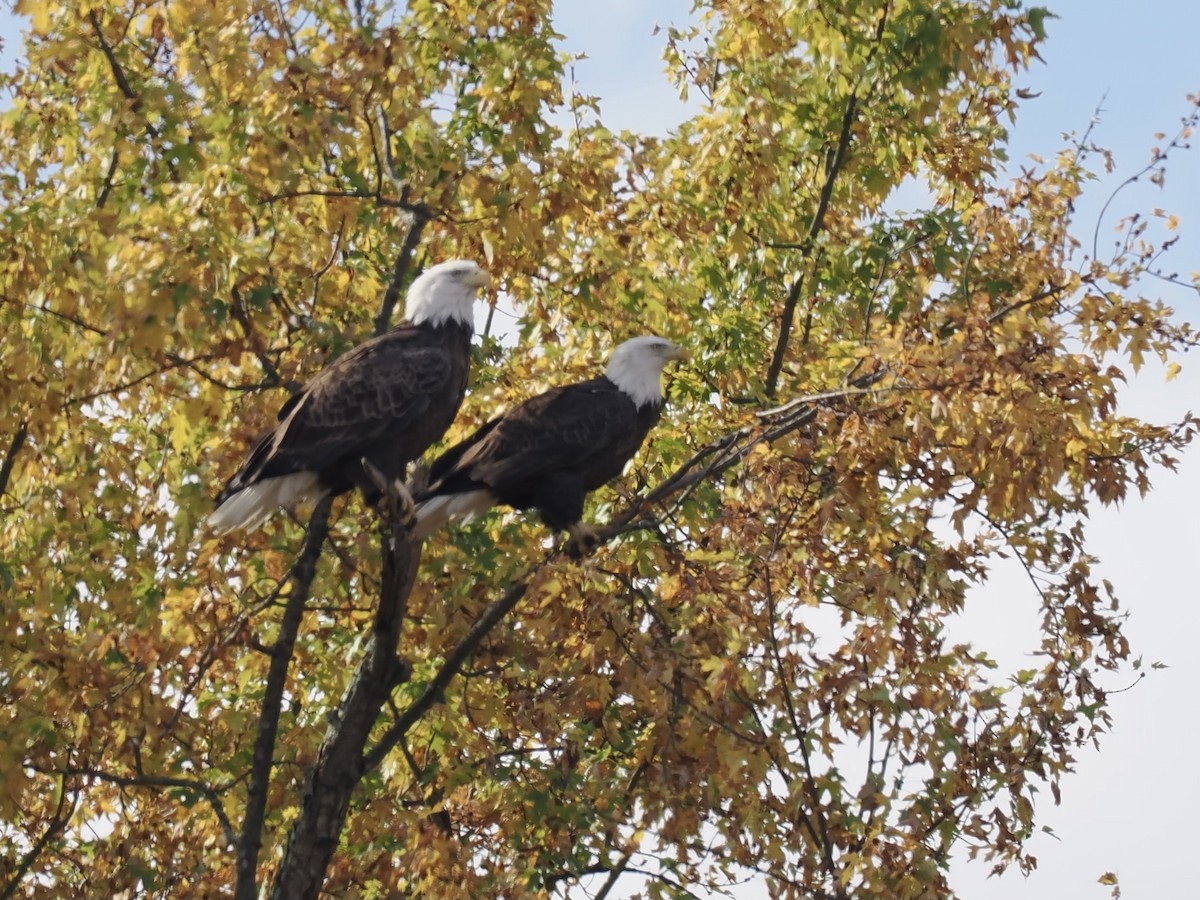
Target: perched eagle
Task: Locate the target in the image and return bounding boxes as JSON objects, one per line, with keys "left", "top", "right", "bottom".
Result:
{"left": 411, "top": 335, "right": 689, "bottom": 551}
{"left": 207, "top": 259, "right": 490, "bottom": 534}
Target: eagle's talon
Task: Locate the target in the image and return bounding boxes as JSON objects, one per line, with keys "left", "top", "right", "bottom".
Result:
{"left": 566, "top": 523, "right": 601, "bottom": 559}
{"left": 362, "top": 458, "right": 416, "bottom": 531}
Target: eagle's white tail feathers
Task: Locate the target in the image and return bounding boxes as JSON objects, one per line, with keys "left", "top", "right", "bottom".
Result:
{"left": 411, "top": 490, "right": 495, "bottom": 541}
{"left": 206, "top": 472, "right": 324, "bottom": 535}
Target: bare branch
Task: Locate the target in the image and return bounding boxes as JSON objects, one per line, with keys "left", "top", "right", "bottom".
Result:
{"left": 590, "top": 851, "right": 634, "bottom": 900}
{"left": 164, "top": 352, "right": 278, "bottom": 393}
{"left": 268, "top": 480, "right": 421, "bottom": 900}
{"left": 96, "top": 144, "right": 120, "bottom": 209}
{"left": 764, "top": 7, "right": 894, "bottom": 397}
{"left": 373, "top": 210, "right": 431, "bottom": 337}
{"left": 36, "top": 765, "right": 236, "bottom": 848}
{"left": 765, "top": 91, "right": 859, "bottom": 398}
{"left": 1091, "top": 101, "right": 1200, "bottom": 262}
{"left": 1, "top": 294, "right": 107, "bottom": 336}
{"left": 362, "top": 564, "right": 539, "bottom": 772}
{"left": 65, "top": 360, "right": 189, "bottom": 408}
{"left": 229, "top": 286, "right": 294, "bottom": 392}
{"left": 0, "top": 422, "right": 28, "bottom": 510}
{"left": 88, "top": 10, "right": 138, "bottom": 103}
{"left": 0, "top": 772, "right": 74, "bottom": 900}
{"left": 235, "top": 496, "right": 333, "bottom": 900}
{"left": 88, "top": 10, "right": 179, "bottom": 182}
{"left": 262, "top": 187, "right": 432, "bottom": 215}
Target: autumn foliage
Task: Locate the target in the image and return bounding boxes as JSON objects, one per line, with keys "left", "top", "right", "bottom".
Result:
{"left": 1, "top": 1, "right": 1196, "bottom": 898}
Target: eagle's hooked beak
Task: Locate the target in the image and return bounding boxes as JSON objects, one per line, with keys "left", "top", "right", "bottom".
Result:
{"left": 665, "top": 343, "right": 692, "bottom": 363}
{"left": 465, "top": 268, "right": 492, "bottom": 290}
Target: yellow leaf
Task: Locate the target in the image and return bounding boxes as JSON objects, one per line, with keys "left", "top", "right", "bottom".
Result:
{"left": 170, "top": 411, "right": 190, "bottom": 454}
{"left": 16, "top": 0, "right": 52, "bottom": 35}
{"left": 1166, "top": 362, "right": 1181, "bottom": 381}
{"left": 1165, "top": 214, "right": 1180, "bottom": 231}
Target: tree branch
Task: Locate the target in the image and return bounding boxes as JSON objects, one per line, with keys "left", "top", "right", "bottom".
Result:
{"left": 88, "top": 10, "right": 138, "bottom": 104}
{"left": 373, "top": 208, "right": 432, "bottom": 336}
{"left": 362, "top": 565, "right": 539, "bottom": 773}
{"left": 228, "top": 286, "right": 296, "bottom": 392}
{"left": 35, "top": 764, "right": 236, "bottom": 848}
{"left": 0, "top": 772, "right": 73, "bottom": 900}
{"left": 765, "top": 90, "right": 860, "bottom": 398}
{"left": 235, "top": 496, "right": 333, "bottom": 900}
{"left": 88, "top": 10, "right": 179, "bottom": 182}
{"left": 763, "top": 8, "right": 890, "bottom": 397}
{"left": 591, "top": 850, "right": 634, "bottom": 900}
{"left": 262, "top": 187, "right": 432, "bottom": 214}
{"left": 269, "top": 475, "right": 421, "bottom": 900}
{"left": 0, "top": 295, "right": 107, "bottom": 336}
{"left": 0, "top": 422, "right": 28, "bottom": 510}
{"left": 96, "top": 143, "right": 120, "bottom": 209}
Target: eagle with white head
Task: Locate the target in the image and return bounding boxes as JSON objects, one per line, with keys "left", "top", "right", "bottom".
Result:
{"left": 207, "top": 259, "right": 490, "bottom": 534}
{"left": 412, "top": 335, "right": 689, "bottom": 552}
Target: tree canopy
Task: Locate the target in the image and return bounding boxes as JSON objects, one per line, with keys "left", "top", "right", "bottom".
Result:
{"left": 1, "top": 1, "right": 1196, "bottom": 898}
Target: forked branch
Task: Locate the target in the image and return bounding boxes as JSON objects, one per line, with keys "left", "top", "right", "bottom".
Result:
{"left": 268, "top": 471, "right": 421, "bottom": 900}
{"left": 235, "top": 497, "right": 333, "bottom": 900}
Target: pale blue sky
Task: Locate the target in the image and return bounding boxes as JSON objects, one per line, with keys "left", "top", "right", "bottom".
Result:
{"left": 2, "top": 2, "right": 1196, "bottom": 898}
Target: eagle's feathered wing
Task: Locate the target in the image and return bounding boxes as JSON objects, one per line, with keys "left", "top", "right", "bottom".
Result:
{"left": 209, "top": 321, "right": 471, "bottom": 534}
{"left": 414, "top": 376, "right": 662, "bottom": 538}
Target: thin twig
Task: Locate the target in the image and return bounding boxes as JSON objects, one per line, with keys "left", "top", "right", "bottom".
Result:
{"left": 45, "top": 765, "right": 236, "bottom": 847}
{"left": 0, "top": 772, "right": 74, "bottom": 900}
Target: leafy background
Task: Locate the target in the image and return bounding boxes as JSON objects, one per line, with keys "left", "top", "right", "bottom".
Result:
{"left": 546, "top": 6, "right": 1200, "bottom": 900}
{"left": 0, "top": 0, "right": 1195, "bottom": 897}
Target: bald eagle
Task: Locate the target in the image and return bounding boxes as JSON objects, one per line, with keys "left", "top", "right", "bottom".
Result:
{"left": 412, "top": 336, "right": 689, "bottom": 550}
{"left": 207, "top": 259, "right": 490, "bottom": 534}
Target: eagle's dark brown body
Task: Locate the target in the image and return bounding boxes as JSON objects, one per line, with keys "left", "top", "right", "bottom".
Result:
{"left": 225, "top": 320, "right": 472, "bottom": 497}
{"left": 418, "top": 376, "right": 663, "bottom": 532}
{"left": 209, "top": 319, "right": 473, "bottom": 533}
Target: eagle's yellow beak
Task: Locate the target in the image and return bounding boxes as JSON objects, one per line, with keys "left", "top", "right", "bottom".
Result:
{"left": 666, "top": 344, "right": 692, "bottom": 362}
{"left": 465, "top": 268, "right": 492, "bottom": 289}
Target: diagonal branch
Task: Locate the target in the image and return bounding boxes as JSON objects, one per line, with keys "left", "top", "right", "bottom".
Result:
{"left": 96, "top": 144, "right": 120, "bottom": 209}
{"left": 88, "top": 10, "right": 179, "bottom": 182}
{"left": 0, "top": 772, "right": 74, "bottom": 900}
{"left": 89, "top": 10, "right": 138, "bottom": 105}
{"left": 235, "top": 496, "right": 332, "bottom": 900}
{"left": 0, "top": 422, "right": 28, "bottom": 510}
{"left": 361, "top": 564, "right": 539, "bottom": 773}
{"left": 764, "top": 8, "right": 891, "bottom": 398}
{"left": 764, "top": 90, "right": 860, "bottom": 398}
{"left": 373, "top": 208, "right": 432, "bottom": 336}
